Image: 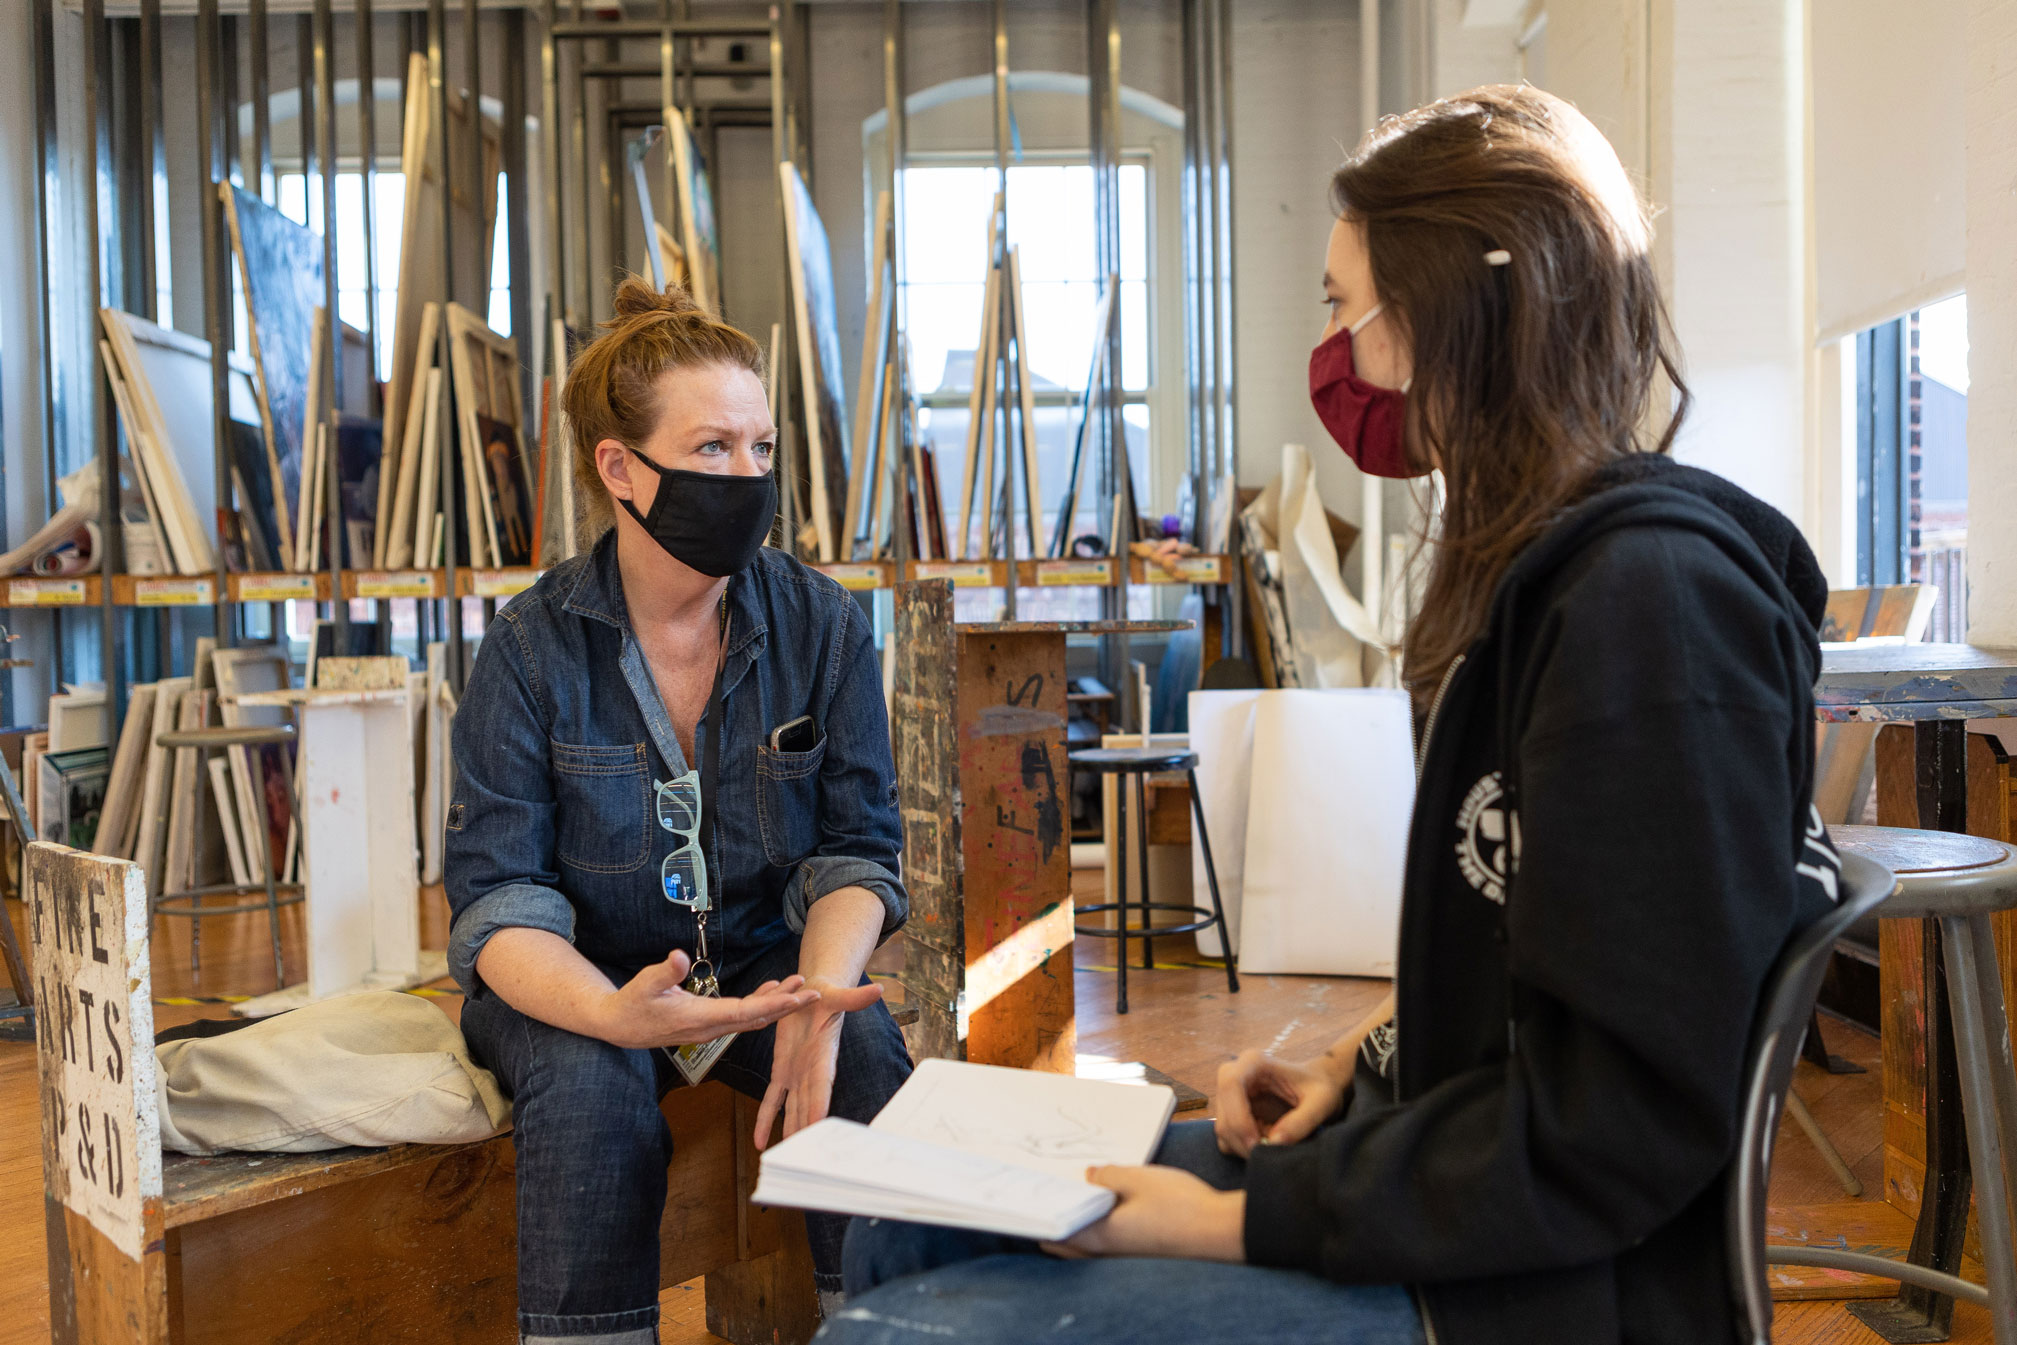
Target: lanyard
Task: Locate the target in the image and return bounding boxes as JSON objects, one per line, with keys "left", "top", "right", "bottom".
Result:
{"left": 697, "top": 596, "right": 728, "bottom": 884}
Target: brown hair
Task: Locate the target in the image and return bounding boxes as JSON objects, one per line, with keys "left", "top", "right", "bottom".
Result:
{"left": 1331, "top": 85, "right": 1690, "bottom": 697}
{"left": 561, "top": 276, "right": 766, "bottom": 539}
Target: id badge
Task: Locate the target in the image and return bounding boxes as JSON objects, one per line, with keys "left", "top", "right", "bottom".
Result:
{"left": 668, "top": 965, "right": 735, "bottom": 1085}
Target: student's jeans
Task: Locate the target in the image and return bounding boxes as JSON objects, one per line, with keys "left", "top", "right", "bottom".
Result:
{"left": 461, "top": 935, "right": 914, "bottom": 1345}
{"left": 823, "top": 1121, "right": 1424, "bottom": 1345}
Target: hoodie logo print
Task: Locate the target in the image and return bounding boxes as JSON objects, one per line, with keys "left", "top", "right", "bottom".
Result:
{"left": 1455, "top": 771, "right": 1521, "bottom": 905}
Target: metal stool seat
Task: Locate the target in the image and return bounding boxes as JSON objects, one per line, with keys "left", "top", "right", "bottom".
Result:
{"left": 1760, "top": 824, "right": 2017, "bottom": 1343}
{"left": 1068, "top": 746, "right": 1238, "bottom": 1014}
{"left": 151, "top": 723, "right": 304, "bottom": 992}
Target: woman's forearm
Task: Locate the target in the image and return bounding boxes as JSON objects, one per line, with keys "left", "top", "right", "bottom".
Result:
{"left": 475, "top": 927, "right": 624, "bottom": 1039}
{"left": 797, "top": 885, "right": 887, "bottom": 987}
{"left": 1316, "top": 989, "right": 1398, "bottom": 1083}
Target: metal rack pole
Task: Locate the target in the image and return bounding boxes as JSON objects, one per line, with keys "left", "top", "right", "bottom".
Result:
{"left": 769, "top": 5, "right": 799, "bottom": 556}
{"left": 431, "top": 0, "right": 465, "bottom": 686}
{"left": 30, "top": 0, "right": 65, "bottom": 695}
{"left": 883, "top": 0, "right": 909, "bottom": 570}
{"left": 316, "top": 0, "right": 346, "bottom": 644}
{"left": 84, "top": 0, "right": 128, "bottom": 739}
{"left": 137, "top": 0, "right": 162, "bottom": 323}
{"left": 540, "top": 1, "right": 566, "bottom": 329}
{"left": 200, "top": 0, "right": 234, "bottom": 649}
{"left": 505, "top": 10, "right": 532, "bottom": 435}
{"left": 251, "top": 0, "right": 273, "bottom": 200}
{"left": 991, "top": 0, "right": 1015, "bottom": 617}
{"left": 360, "top": 0, "right": 381, "bottom": 417}
{"left": 1213, "top": 0, "right": 1236, "bottom": 505}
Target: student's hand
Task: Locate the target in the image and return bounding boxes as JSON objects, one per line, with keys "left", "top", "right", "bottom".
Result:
{"left": 594, "top": 950, "right": 818, "bottom": 1050}
{"left": 1214, "top": 1051, "right": 1349, "bottom": 1158}
{"left": 753, "top": 976, "right": 886, "bottom": 1150}
{"left": 1042, "top": 1166, "right": 1246, "bottom": 1262}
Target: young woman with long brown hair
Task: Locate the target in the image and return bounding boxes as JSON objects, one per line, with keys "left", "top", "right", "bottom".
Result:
{"left": 821, "top": 85, "right": 1840, "bottom": 1345}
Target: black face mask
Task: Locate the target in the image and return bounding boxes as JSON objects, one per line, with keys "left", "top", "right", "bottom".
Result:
{"left": 618, "top": 448, "right": 777, "bottom": 577}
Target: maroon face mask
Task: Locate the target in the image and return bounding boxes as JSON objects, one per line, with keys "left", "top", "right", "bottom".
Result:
{"left": 1308, "top": 303, "right": 1422, "bottom": 479}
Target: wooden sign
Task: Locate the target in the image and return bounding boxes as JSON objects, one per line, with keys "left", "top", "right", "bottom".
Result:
{"left": 25, "top": 843, "right": 159, "bottom": 1261}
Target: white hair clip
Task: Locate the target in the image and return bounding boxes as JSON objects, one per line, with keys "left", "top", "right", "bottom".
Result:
{"left": 1484, "top": 249, "right": 1512, "bottom": 266}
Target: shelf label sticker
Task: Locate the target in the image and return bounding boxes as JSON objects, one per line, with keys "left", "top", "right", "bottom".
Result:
{"left": 1140, "top": 555, "right": 1225, "bottom": 584}
{"left": 912, "top": 561, "right": 995, "bottom": 588}
{"left": 237, "top": 573, "right": 316, "bottom": 602}
{"left": 1036, "top": 559, "right": 1116, "bottom": 587}
{"left": 133, "top": 577, "right": 213, "bottom": 606}
{"left": 10, "top": 579, "right": 86, "bottom": 606}
{"left": 816, "top": 563, "right": 887, "bottom": 591}
{"left": 472, "top": 569, "right": 541, "bottom": 599}
{"left": 357, "top": 570, "right": 438, "bottom": 599}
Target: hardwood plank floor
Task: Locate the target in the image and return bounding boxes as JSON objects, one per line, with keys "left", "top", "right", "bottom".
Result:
{"left": 0, "top": 873, "right": 1975, "bottom": 1344}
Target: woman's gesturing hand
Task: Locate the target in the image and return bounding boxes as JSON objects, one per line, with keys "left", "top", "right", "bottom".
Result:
{"left": 595, "top": 949, "right": 819, "bottom": 1050}
{"left": 753, "top": 976, "right": 887, "bottom": 1150}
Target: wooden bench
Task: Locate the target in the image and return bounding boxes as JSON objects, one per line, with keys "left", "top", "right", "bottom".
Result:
{"left": 26, "top": 841, "right": 868, "bottom": 1345}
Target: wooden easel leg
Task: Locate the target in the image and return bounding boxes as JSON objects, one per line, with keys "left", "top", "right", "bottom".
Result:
{"left": 703, "top": 1210, "right": 821, "bottom": 1345}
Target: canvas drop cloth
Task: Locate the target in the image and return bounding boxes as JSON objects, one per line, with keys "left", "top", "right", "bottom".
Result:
{"left": 1190, "top": 688, "right": 1413, "bottom": 977}
{"left": 155, "top": 989, "right": 510, "bottom": 1155}
{"left": 1244, "top": 443, "right": 1389, "bottom": 688}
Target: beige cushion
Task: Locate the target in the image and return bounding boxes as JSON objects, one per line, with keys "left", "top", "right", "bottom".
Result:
{"left": 156, "top": 991, "right": 511, "bottom": 1155}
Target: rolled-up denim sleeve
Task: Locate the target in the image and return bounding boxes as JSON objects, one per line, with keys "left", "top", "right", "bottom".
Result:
{"left": 786, "top": 613, "right": 907, "bottom": 939}
{"left": 444, "top": 615, "right": 576, "bottom": 999}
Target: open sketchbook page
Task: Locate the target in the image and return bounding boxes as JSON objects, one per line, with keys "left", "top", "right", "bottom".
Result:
{"left": 870, "top": 1058, "right": 1177, "bottom": 1182}
{"left": 753, "top": 1118, "right": 1116, "bottom": 1243}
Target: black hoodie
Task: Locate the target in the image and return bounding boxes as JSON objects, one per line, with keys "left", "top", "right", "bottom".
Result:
{"left": 1242, "top": 455, "right": 1842, "bottom": 1345}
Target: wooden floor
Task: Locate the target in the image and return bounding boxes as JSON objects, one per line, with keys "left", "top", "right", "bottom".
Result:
{"left": 0, "top": 873, "right": 1995, "bottom": 1344}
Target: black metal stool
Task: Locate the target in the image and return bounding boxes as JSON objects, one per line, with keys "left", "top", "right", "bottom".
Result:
{"left": 151, "top": 723, "right": 305, "bottom": 992}
{"left": 1069, "top": 746, "right": 1238, "bottom": 1014}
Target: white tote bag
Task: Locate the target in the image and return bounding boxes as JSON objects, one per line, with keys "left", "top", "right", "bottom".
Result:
{"left": 1191, "top": 688, "right": 1415, "bottom": 976}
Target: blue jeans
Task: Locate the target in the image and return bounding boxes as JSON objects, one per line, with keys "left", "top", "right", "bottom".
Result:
{"left": 823, "top": 1121, "right": 1423, "bottom": 1345}
{"left": 460, "top": 934, "right": 914, "bottom": 1343}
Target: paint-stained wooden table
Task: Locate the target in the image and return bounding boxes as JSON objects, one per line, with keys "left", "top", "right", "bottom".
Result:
{"left": 1814, "top": 644, "right": 2017, "bottom": 1339}
{"left": 890, "top": 580, "right": 1188, "bottom": 1074}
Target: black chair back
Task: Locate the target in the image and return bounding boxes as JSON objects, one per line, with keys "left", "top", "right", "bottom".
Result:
{"left": 1727, "top": 849, "right": 1896, "bottom": 1344}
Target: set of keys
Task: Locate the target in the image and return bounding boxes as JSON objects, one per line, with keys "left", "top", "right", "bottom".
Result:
{"left": 667, "top": 910, "right": 735, "bottom": 1084}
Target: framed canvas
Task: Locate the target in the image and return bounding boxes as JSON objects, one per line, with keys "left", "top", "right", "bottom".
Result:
{"left": 779, "top": 161, "right": 851, "bottom": 563}
{"left": 383, "top": 51, "right": 502, "bottom": 564}
{"left": 667, "top": 106, "right": 721, "bottom": 314}
{"left": 445, "top": 303, "right": 528, "bottom": 569}
{"left": 475, "top": 414, "right": 535, "bottom": 566}
{"left": 221, "top": 184, "right": 324, "bottom": 566}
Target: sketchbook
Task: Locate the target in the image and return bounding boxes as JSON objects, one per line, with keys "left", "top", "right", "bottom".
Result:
{"left": 752, "top": 1058, "right": 1176, "bottom": 1241}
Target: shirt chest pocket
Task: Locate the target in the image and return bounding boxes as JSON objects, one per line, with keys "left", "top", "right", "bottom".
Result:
{"left": 756, "top": 729, "right": 827, "bottom": 868}
{"left": 550, "top": 740, "right": 653, "bottom": 875}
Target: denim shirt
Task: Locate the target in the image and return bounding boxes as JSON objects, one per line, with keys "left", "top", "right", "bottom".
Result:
{"left": 443, "top": 534, "right": 906, "bottom": 1000}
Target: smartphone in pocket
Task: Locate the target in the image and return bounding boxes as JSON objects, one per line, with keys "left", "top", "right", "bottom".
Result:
{"left": 770, "top": 714, "right": 817, "bottom": 753}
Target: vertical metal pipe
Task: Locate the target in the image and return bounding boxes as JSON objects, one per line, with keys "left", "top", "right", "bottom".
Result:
{"left": 251, "top": 0, "right": 273, "bottom": 202}
{"left": 221, "top": 15, "right": 241, "bottom": 186}
{"left": 660, "top": 1, "right": 677, "bottom": 294}
{"left": 316, "top": 0, "right": 345, "bottom": 641}
{"left": 138, "top": 0, "right": 163, "bottom": 321}
{"left": 1179, "top": 0, "right": 1203, "bottom": 546}
{"left": 200, "top": 0, "right": 233, "bottom": 647}
{"left": 504, "top": 11, "right": 532, "bottom": 438}
{"left": 431, "top": 0, "right": 464, "bottom": 684}
{"left": 569, "top": 2, "right": 592, "bottom": 324}
{"left": 30, "top": 0, "right": 66, "bottom": 693}
{"left": 359, "top": 0, "right": 381, "bottom": 404}
{"left": 1210, "top": 0, "right": 1226, "bottom": 494}
{"left": 769, "top": 5, "right": 797, "bottom": 555}
{"left": 464, "top": 0, "right": 483, "bottom": 312}
{"left": 883, "top": 0, "right": 908, "bottom": 568}
{"left": 84, "top": 0, "right": 127, "bottom": 732}
{"left": 1357, "top": 0, "right": 1381, "bottom": 623}
{"left": 540, "top": 1, "right": 565, "bottom": 328}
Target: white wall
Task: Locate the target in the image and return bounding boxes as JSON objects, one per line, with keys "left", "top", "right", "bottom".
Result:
{"left": 1964, "top": 0, "right": 2017, "bottom": 642}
